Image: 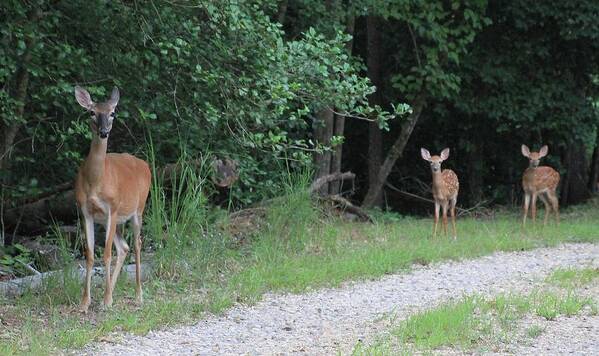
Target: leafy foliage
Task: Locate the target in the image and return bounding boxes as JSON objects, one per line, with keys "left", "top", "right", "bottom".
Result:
{"left": 0, "top": 243, "right": 32, "bottom": 278}
{"left": 2, "top": 0, "right": 599, "bottom": 222}
{"left": 0, "top": 0, "right": 399, "bottom": 208}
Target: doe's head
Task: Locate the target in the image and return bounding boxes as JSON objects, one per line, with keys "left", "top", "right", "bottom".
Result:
{"left": 421, "top": 147, "right": 450, "bottom": 173}
{"left": 75, "top": 86, "right": 120, "bottom": 139}
{"left": 521, "top": 144, "right": 548, "bottom": 168}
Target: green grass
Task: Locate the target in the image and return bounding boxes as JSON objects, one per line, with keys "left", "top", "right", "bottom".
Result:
{"left": 546, "top": 267, "right": 599, "bottom": 288}
{"left": 358, "top": 270, "right": 599, "bottom": 355}
{"left": 395, "top": 296, "right": 481, "bottom": 350}
{"left": 525, "top": 324, "right": 545, "bottom": 338}
{"left": 360, "top": 290, "right": 595, "bottom": 354}
{"left": 2, "top": 181, "right": 599, "bottom": 355}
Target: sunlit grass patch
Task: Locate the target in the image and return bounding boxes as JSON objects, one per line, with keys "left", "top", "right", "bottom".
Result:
{"left": 546, "top": 267, "right": 599, "bottom": 288}
{"left": 525, "top": 324, "right": 545, "bottom": 338}
{"left": 359, "top": 289, "right": 596, "bottom": 354}
{"left": 532, "top": 291, "right": 593, "bottom": 320}
{"left": 394, "top": 296, "right": 481, "bottom": 350}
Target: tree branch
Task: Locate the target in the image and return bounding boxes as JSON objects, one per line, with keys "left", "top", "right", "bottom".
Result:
{"left": 309, "top": 172, "right": 355, "bottom": 194}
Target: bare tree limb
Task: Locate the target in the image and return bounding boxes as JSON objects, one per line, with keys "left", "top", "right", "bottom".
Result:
{"left": 362, "top": 94, "right": 426, "bottom": 208}
{"left": 310, "top": 172, "right": 355, "bottom": 194}
{"left": 384, "top": 181, "right": 472, "bottom": 214}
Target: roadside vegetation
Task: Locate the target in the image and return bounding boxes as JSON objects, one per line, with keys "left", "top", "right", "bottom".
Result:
{"left": 356, "top": 266, "right": 599, "bottom": 355}
{"left": 1, "top": 168, "right": 599, "bottom": 354}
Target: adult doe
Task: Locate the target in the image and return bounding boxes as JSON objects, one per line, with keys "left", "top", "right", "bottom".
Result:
{"left": 74, "top": 86, "right": 151, "bottom": 312}
{"left": 521, "top": 145, "right": 560, "bottom": 226}
{"left": 421, "top": 148, "right": 459, "bottom": 239}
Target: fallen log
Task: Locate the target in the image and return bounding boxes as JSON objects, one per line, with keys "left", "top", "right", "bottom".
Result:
{"left": 320, "top": 194, "right": 373, "bottom": 222}
{"left": 3, "top": 189, "right": 77, "bottom": 238}
{"left": 11, "top": 182, "right": 73, "bottom": 207}
{"left": 0, "top": 261, "right": 152, "bottom": 297}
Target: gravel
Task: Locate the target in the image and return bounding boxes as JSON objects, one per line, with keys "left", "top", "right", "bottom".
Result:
{"left": 508, "top": 315, "right": 599, "bottom": 355}
{"left": 83, "top": 243, "right": 599, "bottom": 355}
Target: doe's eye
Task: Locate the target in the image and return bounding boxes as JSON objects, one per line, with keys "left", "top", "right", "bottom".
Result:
{"left": 110, "top": 112, "right": 116, "bottom": 117}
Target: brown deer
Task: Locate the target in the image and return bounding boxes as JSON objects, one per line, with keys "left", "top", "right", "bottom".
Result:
{"left": 421, "top": 148, "right": 460, "bottom": 239}
{"left": 74, "top": 86, "right": 151, "bottom": 312}
{"left": 521, "top": 144, "right": 560, "bottom": 226}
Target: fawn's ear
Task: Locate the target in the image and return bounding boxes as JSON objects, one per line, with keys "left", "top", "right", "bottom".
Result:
{"left": 440, "top": 148, "right": 450, "bottom": 161}
{"left": 107, "top": 86, "right": 120, "bottom": 109}
{"left": 74, "top": 86, "right": 93, "bottom": 110}
{"left": 538, "top": 145, "right": 548, "bottom": 158}
{"left": 420, "top": 148, "right": 431, "bottom": 161}
{"left": 521, "top": 144, "right": 530, "bottom": 158}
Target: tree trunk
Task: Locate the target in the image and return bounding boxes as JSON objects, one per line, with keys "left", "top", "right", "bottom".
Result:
{"left": 468, "top": 142, "right": 484, "bottom": 204}
{"left": 312, "top": 108, "right": 335, "bottom": 195}
{"left": 588, "top": 130, "right": 599, "bottom": 194}
{"left": 560, "top": 145, "right": 571, "bottom": 205}
{"left": 0, "top": 9, "right": 40, "bottom": 174}
{"left": 362, "top": 95, "right": 426, "bottom": 208}
{"left": 329, "top": 114, "right": 346, "bottom": 194}
{"left": 310, "top": 0, "right": 339, "bottom": 196}
{"left": 560, "top": 141, "right": 590, "bottom": 206}
{"left": 276, "top": 0, "right": 288, "bottom": 25}
{"left": 329, "top": 16, "right": 355, "bottom": 195}
{"left": 365, "top": 16, "right": 384, "bottom": 207}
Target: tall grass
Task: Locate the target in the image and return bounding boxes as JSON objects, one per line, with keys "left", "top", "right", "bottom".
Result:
{"left": 145, "top": 140, "right": 215, "bottom": 280}
{"left": 222, "top": 169, "right": 318, "bottom": 302}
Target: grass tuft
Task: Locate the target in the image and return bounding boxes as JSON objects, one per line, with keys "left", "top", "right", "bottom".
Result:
{"left": 525, "top": 325, "right": 545, "bottom": 338}
{"left": 394, "top": 297, "right": 480, "bottom": 349}
{"left": 546, "top": 267, "right": 599, "bottom": 288}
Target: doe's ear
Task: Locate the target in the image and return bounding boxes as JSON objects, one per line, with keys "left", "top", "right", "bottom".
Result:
{"left": 107, "top": 86, "right": 120, "bottom": 109}
{"left": 440, "top": 148, "right": 450, "bottom": 161}
{"left": 74, "top": 86, "right": 93, "bottom": 110}
{"left": 420, "top": 148, "right": 431, "bottom": 162}
{"left": 538, "top": 145, "right": 548, "bottom": 158}
{"left": 521, "top": 144, "right": 530, "bottom": 158}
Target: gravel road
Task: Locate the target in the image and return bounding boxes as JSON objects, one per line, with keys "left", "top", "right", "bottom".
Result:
{"left": 83, "top": 243, "right": 599, "bottom": 355}
{"left": 509, "top": 315, "right": 599, "bottom": 355}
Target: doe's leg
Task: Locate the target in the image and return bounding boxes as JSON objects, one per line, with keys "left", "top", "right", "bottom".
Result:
{"left": 442, "top": 201, "right": 449, "bottom": 237}
{"left": 433, "top": 201, "right": 440, "bottom": 238}
{"left": 132, "top": 214, "right": 144, "bottom": 304}
{"left": 110, "top": 225, "right": 129, "bottom": 293}
{"left": 539, "top": 193, "right": 551, "bottom": 226}
{"left": 522, "top": 193, "right": 530, "bottom": 227}
{"left": 547, "top": 190, "right": 560, "bottom": 225}
{"left": 80, "top": 212, "right": 95, "bottom": 313}
{"left": 450, "top": 197, "right": 457, "bottom": 240}
{"left": 102, "top": 212, "right": 117, "bottom": 308}
{"left": 531, "top": 193, "right": 538, "bottom": 225}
